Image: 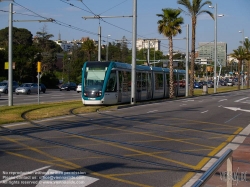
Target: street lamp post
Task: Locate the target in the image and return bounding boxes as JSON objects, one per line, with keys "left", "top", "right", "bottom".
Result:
{"left": 209, "top": 4, "right": 224, "bottom": 93}
{"left": 68, "top": 57, "right": 71, "bottom": 83}
{"left": 239, "top": 30, "right": 244, "bottom": 89}
{"left": 106, "top": 35, "right": 111, "bottom": 61}
{"left": 185, "top": 24, "right": 189, "bottom": 97}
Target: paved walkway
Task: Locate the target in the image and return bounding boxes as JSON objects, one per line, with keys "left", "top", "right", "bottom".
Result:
{"left": 204, "top": 128, "right": 250, "bottom": 187}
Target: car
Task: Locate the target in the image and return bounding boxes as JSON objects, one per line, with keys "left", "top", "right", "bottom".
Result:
{"left": 207, "top": 81, "right": 214, "bottom": 88}
{"left": 60, "top": 82, "right": 77, "bottom": 91}
{"left": 15, "top": 83, "right": 39, "bottom": 95}
{"left": 0, "top": 81, "right": 19, "bottom": 94}
{"left": 194, "top": 81, "right": 202, "bottom": 89}
{"left": 76, "top": 83, "right": 82, "bottom": 93}
{"left": 220, "top": 80, "right": 227, "bottom": 86}
{"left": 226, "top": 81, "right": 234, "bottom": 86}
{"left": 39, "top": 83, "right": 46, "bottom": 93}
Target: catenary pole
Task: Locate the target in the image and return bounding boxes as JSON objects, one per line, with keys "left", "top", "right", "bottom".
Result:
{"left": 8, "top": 3, "right": 13, "bottom": 106}
{"left": 131, "top": 0, "right": 137, "bottom": 104}
{"left": 185, "top": 24, "right": 189, "bottom": 97}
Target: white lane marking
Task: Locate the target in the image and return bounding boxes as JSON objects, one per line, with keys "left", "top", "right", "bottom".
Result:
{"left": 224, "top": 113, "right": 242, "bottom": 123}
{"left": 147, "top": 110, "right": 158, "bottom": 113}
{"left": 180, "top": 104, "right": 187, "bottom": 106}
{"left": 235, "top": 97, "right": 249, "bottom": 103}
{"left": 36, "top": 169, "right": 98, "bottom": 187}
{"left": 224, "top": 107, "right": 250, "bottom": 113}
{"left": 184, "top": 123, "right": 250, "bottom": 187}
{"left": 182, "top": 99, "right": 194, "bottom": 103}
{"left": 218, "top": 99, "right": 227, "bottom": 102}
{"left": 201, "top": 110, "right": 208, "bottom": 114}
{"left": 23, "top": 98, "right": 36, "bottom": 100}
{"left": 0, "top": 166, "right": 51, "bottom": 184}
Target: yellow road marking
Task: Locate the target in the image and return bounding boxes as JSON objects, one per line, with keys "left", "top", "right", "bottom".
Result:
{"left": 174, "top": 127, "right": 243, "bottom": 187}
{"left": 107, "top": 170, "right": 165, "bottom": 177}
{"left": 0, "top": 138, "right": 151, "bottom": 187}
{"left": 99, "top": 125, "right": 215, "bottom": 149}
{"left": 170, "top": 117, "right": 241, "bottom": 128}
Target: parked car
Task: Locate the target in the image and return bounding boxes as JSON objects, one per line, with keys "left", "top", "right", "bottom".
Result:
{"left": 207, "top": 81, "right": 214, "bottom": 88}
{"left": 194, "top": 81, "right": 202, "bottom": 89}
{"left": 226, "top": 81, "right": 234, "bottom": 86}
{"left": 220, "top": 80, "right": 227, "bottom": 86}
{"left": 15, "top": 83, "right": 39, "bottom": 95}
{"left": 0, "top": 81, "right": 19, "bottom": 94}
{"left": 76, "top": 83, "right": 82, "bottom": 93}
{"left": 60, "top": 82, "right": 77, "bottom": 91}
{"left": 39, "top": 83, "right": 46, "bottom": 93}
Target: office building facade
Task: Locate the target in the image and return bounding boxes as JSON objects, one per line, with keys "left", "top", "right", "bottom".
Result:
{"left": 198, "top": 42, "right": 227, "bottom": 67}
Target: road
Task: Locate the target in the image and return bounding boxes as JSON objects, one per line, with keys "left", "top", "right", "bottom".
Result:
{"left": 0, "top": 90, "right": 82, "bottom": 106}
{"left": 0, "top": 90, "right": 250, "bottom": 186}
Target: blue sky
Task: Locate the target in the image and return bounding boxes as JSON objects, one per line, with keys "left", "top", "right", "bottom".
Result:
{"left": 0, "top": 0, "right": 249, "bottom": 54}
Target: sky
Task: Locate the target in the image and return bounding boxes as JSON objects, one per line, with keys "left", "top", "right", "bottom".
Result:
{"left": 0, "top": 0, "right": 250, "bottom": 55}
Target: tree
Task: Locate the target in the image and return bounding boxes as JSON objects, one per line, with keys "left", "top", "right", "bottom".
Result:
{"left": 177, "top": 0, "right": 213, "bottom": 96}
{"left": 230, "top": 46, "right": 247, "bottom": 90}
{"left": 35, "top": 25, "right": 54, "bottom": 51}
{"left": 81, "top": 39, "right": 96, "bottom": 61}
{"left": 157, "top": 8, "right": 184, "bottom": 98}
{"left": 0, "top": 27, "right": 33, "bottom": 47}
{"left": 243, "top": 38, "right": 250, "bottom": 88}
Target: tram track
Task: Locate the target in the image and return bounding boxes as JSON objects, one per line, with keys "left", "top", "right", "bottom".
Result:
{"left": 1, "top": 103, "right": 250, "bottom": 186}
{"left": 1, "top": 105, "right": 249, "bottom": 173}
{"left": 0, "top": 107, "right": 205, "bottom": 174}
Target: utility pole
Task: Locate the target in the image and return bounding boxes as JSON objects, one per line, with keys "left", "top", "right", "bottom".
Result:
{"left": 185, "top": 24, "right": 189, "bottom": 97}
{"left": 3, "top": 0, "right": 53, "bottom": 106}
{"left": 131, "top": 0, "right": 137, "bottom": 104}
{"left": 82, "top": 15, "right": 132, "bottom": 62}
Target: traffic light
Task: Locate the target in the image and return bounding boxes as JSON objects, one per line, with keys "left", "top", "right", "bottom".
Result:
{"left": 37, "top": 61, "right": 42, "bottom": 72}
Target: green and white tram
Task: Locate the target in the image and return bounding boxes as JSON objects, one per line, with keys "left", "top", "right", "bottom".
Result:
{"left": 81, "top": 61, "right": 185, "bottom": 105}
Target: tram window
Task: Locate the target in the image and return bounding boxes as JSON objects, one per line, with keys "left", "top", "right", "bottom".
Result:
{"left": 179, "top": 74, "right": 185, "bottom": 88}
{"left": 106, "top": 71, "right": 117, "bottom": 92}
{"left": 155, "top": 73, "right": 163, "bottom": 90}
{"left": 136, "top": 72, "right": 142, "bottom": 91}
{"left": 147, "top": 73, "right": 152, "bottom": 89}
{"left": 166, "top": 73, "right": 170, "bottom": 87}
{"left": 142, "top": 73, "right": 146, "bottom": 91}
{"left": 127, "top": 71, "right": 131, "bottom": 91}
{"left": 118, "top": 71, "right": 122, "bottom": 92}
{"left": 122, "top": 71, "right": 129, "bottom": 92}
{"left": 173, "top": 72, "right": 177, "bottom": 88}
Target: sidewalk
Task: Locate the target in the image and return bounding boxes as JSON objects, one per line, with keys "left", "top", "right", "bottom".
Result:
{"left": 204, "top": 133, "right": 250, "bottom": 187}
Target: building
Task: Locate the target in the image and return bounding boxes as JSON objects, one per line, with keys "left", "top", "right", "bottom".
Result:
{"left": 198, "top": 42, "right": 227, "bottom": 67}
{"left": 136, "top": 39, "right": 161, "bottom": 51}
{"left": 54, "top": 40, "right": 83, "bottom": 52}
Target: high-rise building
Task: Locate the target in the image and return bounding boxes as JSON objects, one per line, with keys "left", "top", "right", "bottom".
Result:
{"left": 198, "top": 42, "right": 227, "bottom": 67}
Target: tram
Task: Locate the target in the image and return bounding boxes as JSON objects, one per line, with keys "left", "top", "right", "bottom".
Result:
{"left": 81, "top": 61, "right": 186, "bottom": 105}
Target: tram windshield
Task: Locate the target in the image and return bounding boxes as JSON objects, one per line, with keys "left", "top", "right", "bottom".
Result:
{"left": 84, "top": 62, "right": 109, "bottom": 91}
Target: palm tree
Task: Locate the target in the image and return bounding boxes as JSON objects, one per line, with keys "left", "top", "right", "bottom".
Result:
{"left": 82, "top": 39, "right": 96, "bottom": 61}
{"left": 177, "top": 0, "right": 213, "bottom": 96}
{"left": 230, "top": 46, "right": 247, "bottom": 90}
{"left": 157, "top": 8, "right": 184, "bottom": 99}
{"left": 243, "top": 38, "right": 250, "bottom": 88}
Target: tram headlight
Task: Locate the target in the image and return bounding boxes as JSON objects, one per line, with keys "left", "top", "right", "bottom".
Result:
{"left": 98, "top": 91, "right": 102, "bottom": 96}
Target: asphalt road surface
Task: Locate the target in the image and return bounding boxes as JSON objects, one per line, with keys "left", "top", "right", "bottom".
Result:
{"left": 0, "top": 89, "right": 82, "bottom": 106}
{"left": 0, "top": 90, "right": 250, "bottom": 187}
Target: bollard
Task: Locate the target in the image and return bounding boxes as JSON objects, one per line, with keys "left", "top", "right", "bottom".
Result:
{"left": 202, "top": 85, "right": 208, "bottom": 95}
